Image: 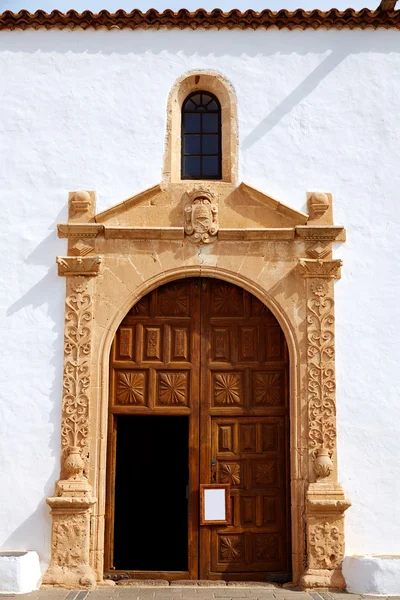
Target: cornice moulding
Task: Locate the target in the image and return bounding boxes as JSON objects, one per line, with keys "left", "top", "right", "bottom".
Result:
{"left": 296, "top": 225, "right": 346, "bottom": 242}
{"left": 218, "top": 228, "right": 295, "bottom": 240}
{"left": 103, "top": 226, "right": 184, "bottom": 240}
{"left": 307, "top": 498, "right": 352, "bottom": 513}
{"left": 58, "top": 224, "right": 104, "bottom": 238}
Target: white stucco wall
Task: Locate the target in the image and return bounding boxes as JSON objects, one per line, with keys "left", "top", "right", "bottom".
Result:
{"left": 1, "top": 28, "right": 400, "bottom": 583}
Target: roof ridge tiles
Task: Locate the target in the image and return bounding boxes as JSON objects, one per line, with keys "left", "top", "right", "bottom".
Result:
{"left": 1, "top": 7, "right": 399, "bottom": 30}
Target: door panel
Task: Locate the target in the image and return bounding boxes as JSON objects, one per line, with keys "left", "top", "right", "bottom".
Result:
{"left": 106, "top": 277, "right": 290, "bottom": 581}
{"left": 105, "top": 279, "right": 201, "bottom": 580}
{"left": 200, "top": 279, "right": 290, "bottom": 580}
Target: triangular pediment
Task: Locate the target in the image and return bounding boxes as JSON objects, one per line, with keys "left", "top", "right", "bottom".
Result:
{"left": 93, "top": 182, "right": 308, "bottom": 230}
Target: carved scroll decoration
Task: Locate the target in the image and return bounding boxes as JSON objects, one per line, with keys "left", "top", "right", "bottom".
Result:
{"left": 307, "top": 287, "right": 336, "bottom": 453}
{"left": 61, "top": 276, "right": 93, "bottom": 477}
{"left": 300, "top": 260, "right": 342, "bottom": 480}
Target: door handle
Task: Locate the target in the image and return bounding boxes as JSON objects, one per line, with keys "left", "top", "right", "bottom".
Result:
{"left": 211, "top": 459, "right": 217, "bottom": 482}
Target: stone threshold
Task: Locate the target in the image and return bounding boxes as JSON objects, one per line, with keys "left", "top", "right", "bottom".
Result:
{"left": 109, "top": 580, "right": 282, "bottom": 588}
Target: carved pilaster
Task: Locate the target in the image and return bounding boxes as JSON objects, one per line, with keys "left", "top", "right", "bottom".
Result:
{"left": 299, "top": 259, "right": 351, "bottom": 590}
{"left": 43, "top": 275, "right": 97, "bottom": 589}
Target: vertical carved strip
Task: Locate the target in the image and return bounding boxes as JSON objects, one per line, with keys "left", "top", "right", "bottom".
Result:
{"left": 299, "top": 259, "right": 350, "bottom": 591}
{"left": 44, "top": 274, "right": 97, "bottom": 589}
{"left": 61, "top": 276, "right": 93, "bottom": 478}
{"left": 306, "top": 284, "right": 336, "bottom": 460}
{"left": 300, "top": 259, "right": 342, "bottom": 480}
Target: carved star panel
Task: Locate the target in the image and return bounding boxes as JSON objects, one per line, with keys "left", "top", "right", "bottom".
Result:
{"left": 253, "top": 534, "right": 280, "bottom": 562}
{"left": 219, "top": 461, "right": 242, "bottom": 487}
{"left": 116, "top": 371, "right": 146, "bottom": 406}
{"left": 251, "top": 459, "right": 279, "bottom": 489}
{"left": 127, "top": 295, "right": 149, "bottom": 317}
{"left": 218, "top": 534, "right": 244, "bottom": 563}
{"left": 213, "top": 372, "right": 243, "bottom": 407}
{"left": 253, "top": 371, "right": 284, "bottom": 406}
{"left": 157, "top": 371, "right": 189, "bottom": 406}
{"left": 211, "top": 282, "right": 244, "bottom": 317}
{"left": 158, "top": 282, "right": 190, "bottom": 316}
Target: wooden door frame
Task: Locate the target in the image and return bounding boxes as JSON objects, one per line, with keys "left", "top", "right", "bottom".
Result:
{"left": 45, "top": 183, "right": 351, "bottom": 591}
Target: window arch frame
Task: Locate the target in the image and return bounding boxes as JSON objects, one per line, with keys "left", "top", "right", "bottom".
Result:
{"left": 181, "top": 90, "right": 222, "bottom": 181}
{"left": 163, "top": 70, "right": 238, "bottom": 184}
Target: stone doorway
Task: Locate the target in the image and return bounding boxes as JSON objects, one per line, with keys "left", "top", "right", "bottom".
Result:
{"left": 43, "top": 182, "right": 350, "bottom": 590}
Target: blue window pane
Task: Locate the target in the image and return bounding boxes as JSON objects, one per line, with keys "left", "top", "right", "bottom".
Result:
{"left": 202, "top": 94, "right": 214, "bottom": 106}
{"left": 184, "top": 156, "right": 201, "bottom": 178}
{"left": 206, "top": 100, "right": 219, "bottom": 111}
{"left": 202, "top": 114, "right": 218, "bottom": 133}
{"left": 183, "top": 113, "right": 201, "bottom": 133}
{"left": 184, "top": 135, "right": 201, "bottom": 154}
{"left": 202, "top": 135, "right": 218, "bottom": 155}
{"left": 190, "top": 93, "right": 201, "bottom": 106}
{"left": 202, "top": 157, "right": 219, "bottom": 177}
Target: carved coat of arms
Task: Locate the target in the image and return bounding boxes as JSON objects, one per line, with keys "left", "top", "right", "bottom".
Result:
{"left": 184, "top": 190, "right": 219, "bottom": 244}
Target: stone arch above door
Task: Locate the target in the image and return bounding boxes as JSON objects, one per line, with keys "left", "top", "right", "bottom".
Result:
{"left": 43, "top": 180, "right": 351, "bottom": 590}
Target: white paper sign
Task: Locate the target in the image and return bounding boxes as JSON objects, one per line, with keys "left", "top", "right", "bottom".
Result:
{"left": 204, "top": 488, "right": 226, "bottom": 521}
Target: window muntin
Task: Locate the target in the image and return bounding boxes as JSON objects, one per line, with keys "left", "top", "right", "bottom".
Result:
{"left": 181, "top": 91, "right": 222, "bottom": 180}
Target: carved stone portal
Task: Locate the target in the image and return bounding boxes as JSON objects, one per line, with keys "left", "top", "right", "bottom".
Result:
{"left": 184, "top": 188, "right": 219, "bottom": 244}
{"left": 45, "top": 183, "right": 350, "bottom": 589}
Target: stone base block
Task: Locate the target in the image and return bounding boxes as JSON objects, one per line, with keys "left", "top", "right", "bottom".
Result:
{"left": 343, "top": 555, "right": 400, "bottom": 595}
{"left": 300, "top": 568, "right": 346, "bottom": 590}
{"left": 0, "top": 551, "right": 41, "bottom": 594}
{"left": 41, "top": 564, "right": 96, "bottom": 589}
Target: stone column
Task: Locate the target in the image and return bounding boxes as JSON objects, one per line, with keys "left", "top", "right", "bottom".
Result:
{"left": 299, "top": 258, "right": 351, "bottom": 589}
{"left": 43, "top": 192, "right": 101, "bottom": 589}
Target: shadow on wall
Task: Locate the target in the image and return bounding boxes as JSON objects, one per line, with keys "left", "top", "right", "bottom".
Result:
{"left": 241, "top": 47, "right": 350, "bottom": 150}
{"left": 3, "top": 204, "right": 67, "bottom": 571}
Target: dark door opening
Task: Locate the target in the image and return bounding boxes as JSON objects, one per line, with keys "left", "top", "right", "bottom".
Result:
{"left": 113, "top": 415, "right": 189, "bottom": 571}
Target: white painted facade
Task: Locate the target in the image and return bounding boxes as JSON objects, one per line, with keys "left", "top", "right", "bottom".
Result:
{"left": 0, "top": 28, "right": 400, "bottom": 592}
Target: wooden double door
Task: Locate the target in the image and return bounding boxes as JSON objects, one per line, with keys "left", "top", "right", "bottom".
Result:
{"left": 105, "top": 278, "right": 290, "bottom": 581}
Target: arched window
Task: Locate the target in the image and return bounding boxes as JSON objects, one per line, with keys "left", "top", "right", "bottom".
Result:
{"left": 181, "top": 91, "right": 221, "bottom": 180}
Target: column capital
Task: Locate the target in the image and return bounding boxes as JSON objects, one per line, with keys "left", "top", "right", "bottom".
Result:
{"left": 299, "top": 258, "right": 342, "bottom": 279}
{"left": 56, "top": 255, "right": 102, "bottom": 277}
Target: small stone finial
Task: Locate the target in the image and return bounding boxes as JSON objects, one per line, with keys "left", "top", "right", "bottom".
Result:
{"left": 70, "top": 190, "right": 92, "bottom": 213}
{"left": 309, "top": 192, "right": 329, "bottom": 218}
